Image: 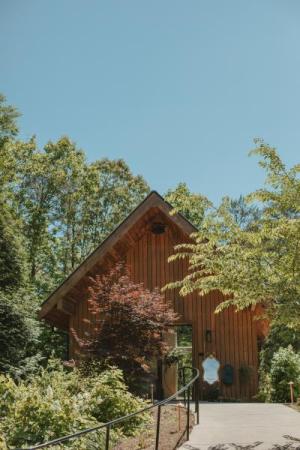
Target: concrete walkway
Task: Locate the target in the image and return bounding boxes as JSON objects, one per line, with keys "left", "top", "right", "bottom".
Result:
{"left": 180, "top": 403, "right": 300, "bottom": 450}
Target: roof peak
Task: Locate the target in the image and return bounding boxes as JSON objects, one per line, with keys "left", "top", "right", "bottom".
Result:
{"left": 39, "top": 189, "right": 196, "bottom": 325}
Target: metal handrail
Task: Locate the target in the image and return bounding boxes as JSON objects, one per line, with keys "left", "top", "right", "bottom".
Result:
{"left": 14, "top": 366, "right": 200, "bottom": 450}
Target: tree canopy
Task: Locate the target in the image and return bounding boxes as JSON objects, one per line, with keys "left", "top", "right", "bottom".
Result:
{"left": 166, "top": 142, "right": 300, "bottom": 329}
{"left": 5, "top": 137, "right": 149, "bottom": 292}
{"left": 164, "top": 182, "right": 212, "bottom": 229}
{"left": 0, "top": 93, "right": 150, "bottom": 370}
{"left": 0, "top": 93, "right": 19, "bottom": 145}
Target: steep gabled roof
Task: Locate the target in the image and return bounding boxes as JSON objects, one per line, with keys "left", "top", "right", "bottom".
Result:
{"left": 39, "top": 191, "right": 197, "bottom": 328}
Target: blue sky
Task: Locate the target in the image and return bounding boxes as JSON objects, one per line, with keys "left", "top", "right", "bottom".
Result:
{"left": 1, "top": 0, "right": 299, "bottom": 204}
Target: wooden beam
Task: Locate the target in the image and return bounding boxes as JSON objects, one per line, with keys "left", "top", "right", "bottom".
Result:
{"left": 41, "top": 308, "right": 69, "bottom": 331}
{"left": 57, "top": 298, "right": 76, "bottom": 316}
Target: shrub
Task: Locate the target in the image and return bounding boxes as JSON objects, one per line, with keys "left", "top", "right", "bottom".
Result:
{"left": 258, "top": 322, "right": 300, "bottom": 402}
{"left": 268, "top": 346, "right": 300, "bottom": 402}
{"left": 0, "top": 435, "right": 8, "bottom": 450}
{"left": 86, "top": 368, "right": 150, "bottom": 435}
{"left": 0, "top": 369, "right": 100, "bottom": 448}
{"left": 259, "top": 323, "right": 300, "bottom": 373}
{"left": 0, "top": 373, "right": 16, "bottom": 415}
{"left": 0, "top": 362, "right": 149, "bottom": 448}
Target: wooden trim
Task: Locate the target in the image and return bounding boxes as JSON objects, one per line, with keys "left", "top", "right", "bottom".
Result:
{"left": 57, "top": 298, "right": 76, "bottom": 316}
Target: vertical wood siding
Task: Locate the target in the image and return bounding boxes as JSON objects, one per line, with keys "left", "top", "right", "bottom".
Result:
{"left": 69, "top": 212, "right": 258, "bottom": 400}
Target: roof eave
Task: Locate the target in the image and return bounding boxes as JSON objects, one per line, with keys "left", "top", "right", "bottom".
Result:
{"left": 39, "top": 191, "right": 197, "bottom": 322}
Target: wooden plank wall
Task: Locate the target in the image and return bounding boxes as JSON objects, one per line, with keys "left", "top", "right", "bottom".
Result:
{"left": 69, "top": 212, "right": 258, "bottom": 400}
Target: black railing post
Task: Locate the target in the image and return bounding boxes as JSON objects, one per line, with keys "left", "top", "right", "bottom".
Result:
{"left": 155, "top": 405, "right": 161, "bottom": 450}
{"left": 183, "top": 368, "right": 186, "bottom": 407}
{"left": 196, "top": 380, "right": 200, "bottom": 425}
{"left": 186, "top": 385, "right": 190, "bottom": 441}
{"left": 105, "top": 425, "right": 110, "bottom": 450}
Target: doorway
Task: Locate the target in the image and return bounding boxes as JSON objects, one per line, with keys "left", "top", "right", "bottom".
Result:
{"left": 162, "top": 325, "right": 193, "bottom": 397}
{"left": 175, "top": 324, "right": 193, "bottom": 390}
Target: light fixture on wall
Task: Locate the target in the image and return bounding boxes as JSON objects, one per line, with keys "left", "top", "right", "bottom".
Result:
{"left": 205, "top": 329, "right": 212, "bottom": 343}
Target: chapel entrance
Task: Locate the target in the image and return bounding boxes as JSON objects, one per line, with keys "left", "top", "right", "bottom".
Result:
{"left": 162, "top": 325, "right": 193, "bottom": 398}
{"left": 176, "top": 325, "right": 193, "bottom": 392}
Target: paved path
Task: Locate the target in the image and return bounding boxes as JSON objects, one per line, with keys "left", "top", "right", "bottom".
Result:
{"left": 180, "top": 403, "right": 300, "bottom": 450}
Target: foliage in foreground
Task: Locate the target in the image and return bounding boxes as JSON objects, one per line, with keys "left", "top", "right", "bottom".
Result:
{"left": 72, "top": 262, "right": 178, "bottom": 393}
{"left": 258, "top": 346, "right": 300, "bottom": 403}
{"left": 165, "top": 142, "right": 300, "bottom": 329}
{"left": 0, "top": 362, "right": 149, "bottom": 449}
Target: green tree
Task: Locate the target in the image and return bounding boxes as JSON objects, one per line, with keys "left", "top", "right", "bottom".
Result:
{"left": 0, "top": 93, "right": 19, "bottom": 146}
{"left": 10, "top": 136, "right": 149, "bottom": 291}
{"left": 164, "top": 182, "right": 212, "bottom": 229}
{"left": 269, "top": 346, "right": 300, "bottom": 402}
{"left": 0, "top": 292, "right": 32, "bottom": 375}
{"left": 17, "top": 150, "right": 54, "bottom": 283}
{"left": 228, "top": 195, "right": 261, "bottom": 229}
{"left": 165, "top": 142, "right": 300, "bottom": 329}
{"left": 258, "top": 321, "right": 300, "bottom": 401}
{"left": 0, "top": 290, "right": 43, "bottom": 377}
{"left": 260, "top": 323, "right": 300, "bottom": 373}
{"left": 0, "top": 94, "right": 150, "bottom": 366}
{"left": 0, "top": 201, "right": 39, "bottom": 376}
{"left": 79, "top": 158, "right": 149, "bottom": 256}
{"left": 0, "top": 202, "right": 26, "bottom": 290}
{"left": 0, "top": 94, "right": 23, "bottom": 196}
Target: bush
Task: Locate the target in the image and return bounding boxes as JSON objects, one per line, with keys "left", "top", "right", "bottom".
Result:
{"left": 0, "top": 435, "right": 8, "bottom": 450}
{"left": 258, "top": 322, "right": 300, "bottom": 402}
{"left": 265, "top": 346, "right": 300, "bottom": 403}
{"left": 0, "top": 361, "right": 149, "bottom": 448}
{"left": 259, "top": 323, "right": 300, "bottom": 373}
{"left": 86, "top": 368, "right": 150, "bottom": 435}
{"left": 0, "top": 368, "right": 100, "bottom": 448}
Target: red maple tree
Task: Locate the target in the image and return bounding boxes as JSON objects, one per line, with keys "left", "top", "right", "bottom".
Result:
{"left": 73, "top": 262, "right": 177, "bottom": 390}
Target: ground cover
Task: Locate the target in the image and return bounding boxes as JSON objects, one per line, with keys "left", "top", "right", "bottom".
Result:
{"left": 113, "top": 405, "right": 194, "bottom": 450}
